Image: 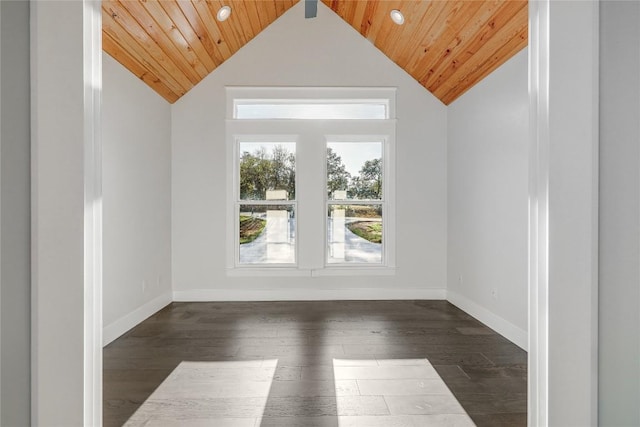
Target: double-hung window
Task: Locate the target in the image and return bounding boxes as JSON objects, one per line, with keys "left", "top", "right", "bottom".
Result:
{"left": 237, "top": 140, "right": 297, "bottom": 265}
{"left": 227, "top": 87, "right": 396, "bottom": 275}
{"left": 326, "top": 140, "right": 384, "bottom": 265}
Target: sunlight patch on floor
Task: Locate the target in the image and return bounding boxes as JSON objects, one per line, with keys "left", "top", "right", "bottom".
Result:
{"left": 123, "top": 357, "right": 476, "bottom": 427}
{"left": 124, "top": 359, "right": 277, "bottom": 427}
{"left": 333, "top": 358, "right": 476, "bottom": 427}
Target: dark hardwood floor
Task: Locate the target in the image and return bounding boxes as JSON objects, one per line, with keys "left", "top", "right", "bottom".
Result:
{"left": 104, "top": 301, "right": 527, "bottom": 426}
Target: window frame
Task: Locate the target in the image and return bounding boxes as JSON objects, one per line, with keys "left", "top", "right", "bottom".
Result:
{"left": 227, "top": 87, "right": 396, "bottom": 120}
{"left": 324, "top": 136, "right": 388, "bottom": 267}
{"left": 232, "top": 134, "right": 300, "bottom": 268}
{"left": 226, "top": 87, "right": 396, "bottom": 277}
{"left": 234, "top": 100, "right": 389, "bottom": 120}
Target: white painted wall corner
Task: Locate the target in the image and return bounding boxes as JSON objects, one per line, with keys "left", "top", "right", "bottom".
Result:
{"left": 447, "top": 290, "right": 528, "bottom": 350}
{"left": 102, "top": 292, "right": 172, "bottom": 346}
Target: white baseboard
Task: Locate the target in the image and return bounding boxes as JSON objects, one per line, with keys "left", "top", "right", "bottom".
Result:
{"left": 446, "top": 290, "right": 528, "bottom": 351}
{"left": 102, "top": 292, "right": 173, "bottom": 346}
{"left": 173, "top": 288, "right": 447, "bottom": 302}
{"left": 103, "top": 288, "right": 526, "bottom": 351}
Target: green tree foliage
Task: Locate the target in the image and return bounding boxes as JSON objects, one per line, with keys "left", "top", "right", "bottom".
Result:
{"left": 327, "top": 147, "right": 383, "bottom": 200}
{"left": 346, "top": 157, "right": 382, "bottom": 200}
{"left": 327, "top": 147, "right": 351, "bottom": 197}
{"left": 240, "top": 145, "right": 295, "bottom": 200}
{"left": 271, "top": 145, "right": 294, "bottom": 193}
{"left": 358, "top": 158, "right": 382, "bottom": 199}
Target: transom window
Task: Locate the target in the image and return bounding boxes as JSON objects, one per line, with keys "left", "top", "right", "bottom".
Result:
{"left": 235, "top": 101, "right": 388, "bottom": 120}
{"left": 227, "top": 87, "right": 396, "bottom": 275}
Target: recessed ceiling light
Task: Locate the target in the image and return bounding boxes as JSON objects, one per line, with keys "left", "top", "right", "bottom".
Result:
{"left": 390, "top": 9, "right": 404, "bottom": 25}
{"left": 217, "top": 5, "right": 231, "bottom": 22}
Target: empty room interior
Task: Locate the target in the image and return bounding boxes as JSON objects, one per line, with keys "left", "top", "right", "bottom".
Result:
{"left": 100, "top": 1, "right": 529, "bottom": 425}
{"left": 1, "top": 0, "right": 640, "bottom": 426}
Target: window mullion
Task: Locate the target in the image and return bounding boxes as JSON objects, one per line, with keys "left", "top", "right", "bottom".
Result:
{"left": 327, "top": 200, "right": 384, "bottom": 205}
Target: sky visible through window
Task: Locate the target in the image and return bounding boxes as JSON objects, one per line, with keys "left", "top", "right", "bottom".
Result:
{"left": 328, "top": 142, "right": 382, "bottom": 176}
{"left": 239, "top": 142, "right": 295, "bottom": 156}
{"left": 236, "top": 103, "right": 387, "bottom": 120}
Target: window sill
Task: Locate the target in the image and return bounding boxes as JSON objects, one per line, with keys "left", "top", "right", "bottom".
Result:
{"left": 227, "top": 267, "right": 396, "bottom": 278}
{"left": 312, "top": 267, "right": 396, "bottom": 277}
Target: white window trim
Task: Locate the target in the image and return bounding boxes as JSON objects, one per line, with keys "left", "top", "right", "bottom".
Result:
{"left": 226, "top": 87, "right": 396, "bottom": 277}
{"left": 227, "top": 86, "right": 396, "bottom": 119}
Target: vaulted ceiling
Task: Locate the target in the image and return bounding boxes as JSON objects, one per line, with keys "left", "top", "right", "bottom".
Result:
{"left": 102, "top": 0, "right": 528, "bottom": 105}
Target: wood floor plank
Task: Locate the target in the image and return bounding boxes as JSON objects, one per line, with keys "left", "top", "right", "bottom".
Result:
{"left": 128, "top": 396, "right": 389, "bottom": 421}
{"left": 265, "top": 354, "right": 376, "bottom": 367}
{"left": 236, "top": 344, "right": 346, "bottom": 358}
{"left": 268, "top": 380, "right": 361, "bottom": 397}
{"left": 126, "top": 416, "right": 256, "bottom": 427}
{"left": 339, "top": 414, "right": 475, "bottom": 427}
{"left": 454, "top": 392, "right": 528, "bottom": 415}
{"left": 461, "top": 365, "right": 527, "bottom": 380}
{"left": 471, "top": 412, "right": 528, "bottom": 427}
{"left": 357, "top": 379, "right": 453, "bottom": 396}
{"left": 265, "top": 396, "right": 390, "bottom": 417}
{"left": 384, "top": 394, "right": 467, "bottom": 416}
{"left": 169, "top": 364, "right": 302, "bottom": 382}
{"left": 258, "top": 414, "right": 477, "bottom": 427}
{"left": 104, "top": 301, "right": 527, "bottom": 426}
{"left": 444, "top": 376, "right": 528, "bottom": 395}
{"left": 334, "top": 365, "right": 441, "bottom": 380}
{"left": 257, "top": 416, "right": 340, "bottom": 427}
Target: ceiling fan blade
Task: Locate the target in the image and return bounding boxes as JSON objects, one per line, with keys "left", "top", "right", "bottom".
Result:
{"left": 305, "top": 0, "right": 317, "bottom": 18}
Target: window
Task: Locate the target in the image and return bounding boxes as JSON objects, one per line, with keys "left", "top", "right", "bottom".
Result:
{"left": 238, "top": 142, "right": 296, "bottom": 265}
{"left": 327, "top": 142, "right": 384, "bottom": 264}
{"left": 227, "top": 87, "right": 396, "bottom": 275}
{"left": 235, "top": 101, "right": 388, "bottom": 120}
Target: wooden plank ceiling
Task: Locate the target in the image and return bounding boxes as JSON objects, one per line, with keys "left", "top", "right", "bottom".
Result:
{"left": 102, "top": 0, "right": 528, "bottom": 105}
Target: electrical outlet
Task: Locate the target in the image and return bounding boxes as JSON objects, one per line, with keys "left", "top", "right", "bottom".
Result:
{"left": 491, "top": 288, "right": 498, "bottom": 299}
{"left": 458, "top": 275, "right": 463, "bottom": 285}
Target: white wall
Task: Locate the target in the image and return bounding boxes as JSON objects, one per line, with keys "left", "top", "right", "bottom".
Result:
{"left": 1, "top": 1, "right": 3, "bottom": 417}
{"left": 599, "top": 2, "right": 640, "bottom": 425}
{"left": 171, "top": 2, "right": 447, "bottom": 299}
{"left": 31, "top": 2, "right": 93, "bottom": 423}
{"left": 102, "top": 53, "right": 173, "bottom": 344}
{"left": 0, "top": 3, "right": 3, "bottom": 423}
{"left": 446, "top": 49, "right": 529, "bottom": 348}
{"left": 1, "top": 3, "right": 31, "bottom": 424}
{"left": 544, "top": 2, "right": 600, "bottom": 424}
